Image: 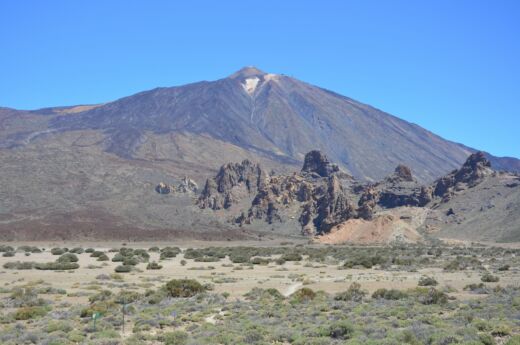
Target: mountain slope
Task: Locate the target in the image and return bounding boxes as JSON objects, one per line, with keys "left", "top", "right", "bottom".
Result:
{"left": 46, "top": 66, "right": 519, "bottom": 182}
{"left": 1, "top": 67, "right": 519, "bottom": 241}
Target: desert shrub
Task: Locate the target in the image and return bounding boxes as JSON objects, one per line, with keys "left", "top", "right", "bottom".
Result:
{"left": 35, "top": 262, "right": 79, "bottom": 270}
{"left": 372, "top": 288, "right": 408, "bottom": 300}
{"left": 415, "top": 288, "right": 448, "bottom": 305}
{"left": 244, "top": 287, "right": 284, "bottom": 301}
{"left": 162, "top": 330, "right": 188, "bottom": 345}
{"left": 97, "top": 253, "right": 110, "bottom": 261}
{"left": 229, "top": 254, "right": 249, "bottom": 263}
{"left": 90, "top": 251, "right": 104, "bottom": 258}
{"left": 180, "top": 260, "right": 187, "bottom": 266}
{"left": 343, "top": 254, "right": 384, "bottom": 269}
{"left": 334, "top": 282, "right": 366, "bottom": 302}
{"left": 498, "top": 264, "right": 510, "bottom": 271}
{"left": 160, "top": 247, "right": 181, "bottom": 260}
{"left": 3, "top": 261, "right": 35, "bottom": 270}
{"left": 418, "top": 276, "right": 438, "bottom": 286}
{"left": 444, "top": 256, "right": 482, "bottom": 271}
{"left": 328, "top": 320, "right": 354, "bottom": 340}
{"left": 123, "top": 256, "right": 139, "bottom": 266}
{"left": 146, "top": 262, "right": 162, "bottom": 270}
{"left": 85, "top": 248, "right": 95, "bottom": 253}
{"left": 281, "top": 252, "right": 303, "bottom": 261}
{"left": 57, "top": 253, "right": 79, "bottom": 263}
{"left": 14, "top": 306, "right": 48, "bottom": 320}
{"left": 114, "top": 265, "right": 132, "bottom": 273}
{"left": 17, "top": 246, "right": 41, "bottom": 253}
{"left": 0, "top": 245, "right": 14, "bottom": 252}
{"left": 165, "top": 279, "right": 204, "bottom": 298}
{"left": 69, "top": 247, "right": 84, "bottom": 254}
{"left": 89, "top": 290, "right": 113, "bottom": 303}
{"left": 194, "top": 256, "right": 220, "bottom": 262}
{"left": 148, "top": 246, "right": 160, "bottom": 252}
{"left": 50, "top": 247, "right": 67, "bottom": 255}
{"left": 291, "top": 288, "right": 316, "bottom": 302}
{"left": 464, "top": 283, "right": 489, "bottom": 294}
{"left": 2, "top": 251, "right": 15, "bottom": 257}
{"left": 112, "top": 253, "right": 124, "bottom": 262}
{"left": 481, "top": 272, "right": 500, "bottom": 282}
{"left": 115, "top": 290, "right": 141, "bottom": 304}
{"left": 250, "top": 257, "right": 270, "bottom": 265}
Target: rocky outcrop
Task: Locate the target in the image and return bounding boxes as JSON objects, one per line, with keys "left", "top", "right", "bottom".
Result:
{"left": 155, "top": 182, "right": 172, "bottom": 194}
{"left": 302, "top": 175, "right": 357, "bottom": 235}
{"left": 390, "top": 164, "right": 414, "bottom": 182}
{"left": 155, "top": 177, "right": 198, "bottom": 195}
{"left": 301, "top": 150, "right": 339, "bottom": 177}
{"left": 177, "top": 177, "right": 198, "bottom": 193}
{"left": 198, "top": 160, "right": 265, "bottom": 210}
{"left": 432, "top": 152, "right": 493, "bottom": 201}
{"left": 196, "top": 150, "right": 502, "bottom": 240}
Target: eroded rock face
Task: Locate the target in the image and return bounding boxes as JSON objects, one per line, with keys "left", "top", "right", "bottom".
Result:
{"left": 301, "top": 150, "right": 339, "bottom": 177}
{"left": 433, "top": 152, "right": 493, "bottom": 200}
{"left": 196, "top": 150, "right": 499, "bottom": 238}
{"left": 198, "top": 160, "right": 265, "bottom": 210}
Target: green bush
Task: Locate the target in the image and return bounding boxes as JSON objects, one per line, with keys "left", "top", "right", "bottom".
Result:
{"left": 415, "top": 288, "right": 448, "bottom": 305}
{"left": 481, "top": 272, "right": 500, "bottom": 282}
{"left": 112, "top": 253, "right": 124, "bottom": 262}
{"left": 372, "top": 288, "right": 408, "bottom": 300}
{"left": 115, "top": 265, "right": 133, "bottom": 273}
{"left": 35, "top": 262, "right": 79, "bottom": 270}
{"left": 2, "top": 251, "right": 15, "bottom": 257}
{"left": 97, "top": 253, "right": 110, "bottom": 261}
{"left": 14, "top": 306, "right": 48, "bottom": 320}
{"left": 281, "top": 252, "right": 303, "bottom": 262}
{"left": 57, "top": 253, "right": 79, "bottom": 263}
{"left": 291, "top": 288, "right": 316, "bottom": 302}
{"left": 165, "top": 279, "right": 205, "bottom": 297}
{"left": 146, "top": 261, "right": 163, "bottom": 270}
{"left": 3, "top": 261, "right": 35, "bottom": 270}
{"left": 69, "top": 247, "right": 84, "bottom": 254}
{"left": 418, "top": 276, "right": 438, "bottom": 286}
{"left": 328, "top": 320, "right": 354, "bottom": 340}
{"left": 51, "top": 247, "right": 67, "bottom": 255}
{"left": 90, "top": 251, "right": 104, "bottom": 258}
{"left": 334, "top": 282, "right": 366, "bottom": 302}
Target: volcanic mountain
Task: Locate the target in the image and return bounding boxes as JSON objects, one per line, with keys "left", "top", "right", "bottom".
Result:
{"left": 0, "top": 66, "right": 519, "bottom": 240}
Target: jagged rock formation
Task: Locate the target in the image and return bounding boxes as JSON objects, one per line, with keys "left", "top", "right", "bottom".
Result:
{"left": 300, "top": 175, "right": 357, "bottom": 235}
{"left": 198, "top": 160, "right": 265, "bottom": 210}
{"left": 196, "top": 150, "right": 519, "bottom": 242}
{"left": 301, "top": 150, "right": 340, "bottom": 177}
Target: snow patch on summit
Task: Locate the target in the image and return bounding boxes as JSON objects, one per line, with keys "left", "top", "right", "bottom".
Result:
{"left": 242, "top": 77, "right": 260, "bottom": 95}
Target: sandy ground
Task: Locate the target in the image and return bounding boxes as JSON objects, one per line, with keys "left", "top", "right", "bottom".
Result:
{"left": 1, "top": 242, "right": 519, "bottom": 306}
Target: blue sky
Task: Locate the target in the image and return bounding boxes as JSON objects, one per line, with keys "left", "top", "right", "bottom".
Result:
{"left": 1, "top": 1, "right": 519, "bottom": 158}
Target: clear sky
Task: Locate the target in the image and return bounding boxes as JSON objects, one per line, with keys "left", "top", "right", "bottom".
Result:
{"left": 1, "top": 1, "right": 519, "bottom": 158}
